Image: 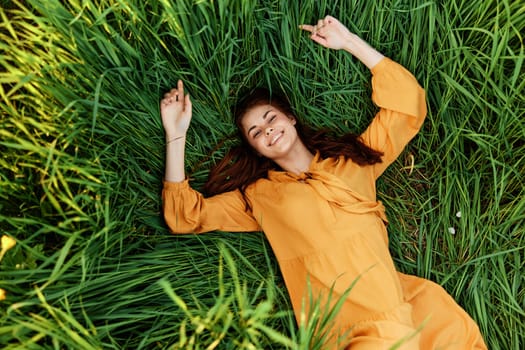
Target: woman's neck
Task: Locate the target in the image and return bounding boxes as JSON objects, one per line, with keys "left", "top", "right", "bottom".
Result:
{"left": 273, "top": 142, "right": 315, "bottom": 175}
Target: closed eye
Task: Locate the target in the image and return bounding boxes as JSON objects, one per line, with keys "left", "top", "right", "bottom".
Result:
{"left": 248, "top": 111, "right": 275, "bottom": 139}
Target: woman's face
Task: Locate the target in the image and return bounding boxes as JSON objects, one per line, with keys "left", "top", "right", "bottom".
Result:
{"left": 240, "top": 103, "right": 300, "bottom": 160}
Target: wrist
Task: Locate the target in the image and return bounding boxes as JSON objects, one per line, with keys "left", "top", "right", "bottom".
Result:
{"left": 166, "top": 135, "right": 186, "bottom": 144}
{"left": 342, "top": 33, "right": 360, "bottom": 54}
{"left": 343, "top": 34, "right": 384, "bottom": 70}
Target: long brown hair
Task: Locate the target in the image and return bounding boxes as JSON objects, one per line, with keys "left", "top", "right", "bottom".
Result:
{"left": 202, "top": 88, "right": 383, "bottom": 197}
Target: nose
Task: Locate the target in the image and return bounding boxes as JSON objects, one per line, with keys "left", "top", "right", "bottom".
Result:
{"left": 265, "top": 127, "right": 274, "bottom": 136}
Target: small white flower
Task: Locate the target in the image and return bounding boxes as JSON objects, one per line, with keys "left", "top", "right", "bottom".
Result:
{"left": 456, "top": 211, "right": 462, "bottom": 218}
{"left": 448, "top": 227, "right": 456, "bottom": 235}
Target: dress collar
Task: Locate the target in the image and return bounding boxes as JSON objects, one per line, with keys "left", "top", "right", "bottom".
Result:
{"left": 265, "top": 152, "right": 387, "bottom": 222}
{"left": 268, "top": 151, "right": 323, "bottom": 181}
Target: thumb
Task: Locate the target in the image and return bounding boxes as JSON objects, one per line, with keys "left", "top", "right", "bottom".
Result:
{"left": 310, "top": 34, "right": 327, "bottom": 47}
{"left": 184, "top": 94, "right": 192, "bottom": 113}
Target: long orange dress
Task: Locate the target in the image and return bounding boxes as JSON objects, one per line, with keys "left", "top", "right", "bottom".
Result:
{"left": 162, "top": 58, "right": 487, "bottom": 349}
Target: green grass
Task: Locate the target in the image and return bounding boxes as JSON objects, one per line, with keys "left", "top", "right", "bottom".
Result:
{"left": 0, "top": 0, "right": 523, "bottom": 348}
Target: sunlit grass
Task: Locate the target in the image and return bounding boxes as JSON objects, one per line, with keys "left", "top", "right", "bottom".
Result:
{"left": 0, "top": 0, "right": 523, "bottom": 348}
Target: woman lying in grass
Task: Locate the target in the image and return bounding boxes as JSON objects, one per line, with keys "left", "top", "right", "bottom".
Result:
{"left": 161, "top": 15, "right": 487, "bottom": 349}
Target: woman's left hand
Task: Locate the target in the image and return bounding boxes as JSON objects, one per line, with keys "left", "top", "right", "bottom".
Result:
{"left": 299, "top": 15, "right": 352, "bottom": 50}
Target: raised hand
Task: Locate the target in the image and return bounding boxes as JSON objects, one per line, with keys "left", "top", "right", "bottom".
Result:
{"left": 299, "top": 15, "right": 353, "bottom": 50}
{"left": 161, "top": 80, "right": 192, "bottom": 141}
{"left": 300, "top": 15, "right": 384, "bottom": 69}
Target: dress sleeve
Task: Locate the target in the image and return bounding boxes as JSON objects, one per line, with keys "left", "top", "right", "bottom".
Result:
{"left": 360, "top": 58, "right": 427, "bottom": 178}
{"left": 162, "top": 180, "right": 261, "bottom": 234}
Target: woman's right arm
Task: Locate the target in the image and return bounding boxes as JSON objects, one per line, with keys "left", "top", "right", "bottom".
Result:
{"left": 162, "top": 181, "right": 260, "bottom": 233}
{"left": 160, "top": 82, "right": 260, "bottom": 234}
{"left": 161, "top": 80, "right": 192, "bottom": 182}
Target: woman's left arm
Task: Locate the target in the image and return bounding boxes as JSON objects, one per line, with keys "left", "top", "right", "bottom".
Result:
{"left": 301, "top": 16, "right": 427, "bottom": 178}
{"left": 360, "top": 59, "right": 427, "bottom": 178}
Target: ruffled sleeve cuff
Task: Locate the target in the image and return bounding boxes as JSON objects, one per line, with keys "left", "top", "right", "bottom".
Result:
{"left": 163, "top": 179, "right": 190, "bottom": 191}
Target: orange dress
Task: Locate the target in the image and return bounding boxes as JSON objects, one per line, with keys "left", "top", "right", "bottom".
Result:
{"left": 163, "top": 58, "right": 487, "bottom": 349}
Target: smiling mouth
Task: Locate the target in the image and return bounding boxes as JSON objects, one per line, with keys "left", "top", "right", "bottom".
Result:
{"left": 269, "top": 131, "right": 283, "bottom": 146}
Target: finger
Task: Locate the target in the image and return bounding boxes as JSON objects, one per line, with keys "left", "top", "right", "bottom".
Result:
{"left": 164, "top": 89, "right": 176, "bottom": 101}
{"left": 161, "top": 97, "right": 171, "bottom": 106}
{"left": 178, "top": 79, "right": 184, "bottom": 96}
{"left": 310, "top": 34, "right": 327, "bottom": 47}
{"left": 184, "top": 94, "right": 192, "bottom": 113}
{"left": 299, "top": 24, "right": 314, "bottom": 33}
{"left": 325, "top": 15, "right": 335, "bottom": 23}
{"left": 317, "top": 20, "right": 327, "bottom": 35}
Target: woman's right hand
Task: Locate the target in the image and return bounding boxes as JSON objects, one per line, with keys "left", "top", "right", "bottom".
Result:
{"left": 161, "top": 80, "right": 192, "bottom": 140}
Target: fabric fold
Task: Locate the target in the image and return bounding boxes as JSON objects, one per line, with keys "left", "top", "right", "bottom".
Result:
{"left": 268, "top": 168, "right": 388, "bottom": 223}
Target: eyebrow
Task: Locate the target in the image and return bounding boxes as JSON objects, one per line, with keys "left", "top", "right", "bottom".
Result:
{"left": 247, "top": 109, "right": 272, "bottom": 135}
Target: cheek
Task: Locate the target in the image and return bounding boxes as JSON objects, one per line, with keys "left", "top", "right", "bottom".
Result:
{"left": 252, "top": 138, "right": 266, "bottom": 152}
{"left": 244, "top": 136, "right": 262, "bottom": 152}
{"left": 241, "top": 130, "right": 258, "bottom": 149}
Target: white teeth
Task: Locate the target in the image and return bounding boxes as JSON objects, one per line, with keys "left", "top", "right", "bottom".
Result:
{"left": 270, "top": 132, "right": 282, "bottom": 146}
